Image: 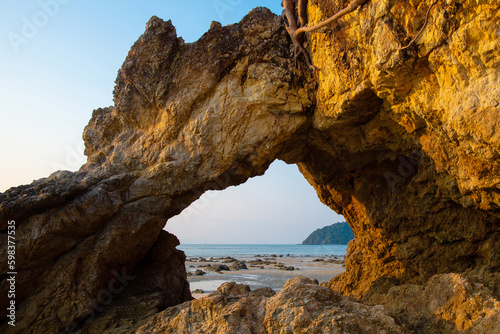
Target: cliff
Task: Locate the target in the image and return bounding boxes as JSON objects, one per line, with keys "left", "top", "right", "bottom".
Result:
{"left": 302, "top": 222, "right": 354, "bottom": 244}
{"left": 1, "top": 0, "right": 499, "bottom": 333}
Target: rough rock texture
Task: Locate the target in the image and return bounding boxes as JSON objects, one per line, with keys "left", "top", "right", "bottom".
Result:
{"left": 373, "top": 273, "right": 500, "bottom": 333}
{"left": 301, "top": 0, "right": 500, "bottom": 298}
{"left": 0, "top": 0, "right": 499, "bottom": 333}
{"left": 76, "top": 231, "right": 192, "bottom": 333}
{"left": 136, "top": 274, "right": 499, "bottom": 334}
{"left": 0, "top": 8, "right": 308, "bottom": 334}
{"left": 136, "top": 276, "right": 405, "bottom": 334}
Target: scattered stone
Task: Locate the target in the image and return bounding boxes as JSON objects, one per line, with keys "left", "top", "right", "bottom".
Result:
{"left": 192, "top": 289, "right": 204, "bottom": 294}
{"left": 194, "top": 269, "right": 206, "bottom": 276}
{"left": 222, "top": 257, "right": 238, "bottom": 263}
{"left": 229, "top": 262, "right": 248, "bottom": 270}
{"left": 325, "top": 259, "right": 345, "bottom": 264}
{"left": 209, "top": 264, "right": 230, "bottom": 272}
{"left": 248, "top": 259, "right": 274, "bottom": 266}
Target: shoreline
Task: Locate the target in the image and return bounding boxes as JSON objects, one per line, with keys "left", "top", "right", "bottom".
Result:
{"left": 177, "top": 244, "right": 348, "bottom": 259}
{"left": 185, "top": 255, "right": 345, "bottom": 299}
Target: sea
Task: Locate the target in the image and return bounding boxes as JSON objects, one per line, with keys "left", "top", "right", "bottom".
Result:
{"left": 177, "top": 244, "right": 348, "bottom": 258}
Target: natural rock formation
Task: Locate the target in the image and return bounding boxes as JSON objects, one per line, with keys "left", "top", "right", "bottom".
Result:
{"left": 136, "top": 274, "right": 500, "bottom": 333}
{"left": 1, "top": 0, "right": 499, "bottom": 332}
{"left": 1, "top": 8, "right": 308, "bottom": 333}
{"left": 373, "top": 273, "right": 500, "bottom": 333}
{"left": 302, "top": 0, "right": 500, "bottom": 299}
{"left": 136, "top": 276, "right": 405, "bottom": 334}
{"left": 229, "top": 261, "right": 248, "bottom": 270}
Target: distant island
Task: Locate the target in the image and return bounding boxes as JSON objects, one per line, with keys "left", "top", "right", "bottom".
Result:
{"left": 302, "top": 222, "right": 354, "bottom": 245}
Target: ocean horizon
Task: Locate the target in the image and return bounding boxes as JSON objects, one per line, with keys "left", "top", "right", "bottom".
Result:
{"left": 177, "top": 244, "right": 348, "bottom": 258}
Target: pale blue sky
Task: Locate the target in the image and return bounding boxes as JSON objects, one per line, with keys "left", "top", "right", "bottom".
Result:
{"left": 0, "top": 0, "right": 344, "bottom": 243}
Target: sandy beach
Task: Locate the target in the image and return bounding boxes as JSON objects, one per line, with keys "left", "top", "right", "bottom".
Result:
{"left": 185, "top": 255, "right": 345, "bottom": 298}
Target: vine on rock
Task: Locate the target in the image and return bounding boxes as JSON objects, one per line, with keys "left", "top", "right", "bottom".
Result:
{"left": 399, "top": 0, "right": 439, "bottom": 51}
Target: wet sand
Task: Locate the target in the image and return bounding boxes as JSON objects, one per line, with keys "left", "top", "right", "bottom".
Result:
{"left": 186, "top": 256, "right": 345, "bottom": 298}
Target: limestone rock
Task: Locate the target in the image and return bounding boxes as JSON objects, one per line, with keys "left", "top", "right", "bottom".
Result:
{"left": 371, "top": 273, "right": 500, "bottom": 333}
{"left": 229, "top": 261, "right": 248, "bottom": 270}
{"left": 136, "top": 276, "right": 405, "bottom": 334}
{"left": 208, "top": 264, "right": 231, "bottom": 272}
{"left": 303, "top": 0, "right": 500, "bottom": 298}
{"left": 0, "top": 8, "right": 307, "bottom": 333}
{"left": 194, "top": 269, "right": 206, "bottom": 276}
{"left": 76, "top": 231, "right": 192, "bottom": 333}
{"left": 1, "top": 0, "right": 499, "bottom": 333}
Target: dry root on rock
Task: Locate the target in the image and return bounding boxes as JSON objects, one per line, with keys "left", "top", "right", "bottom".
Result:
{"left": 399, "top": 0, "right": 439, "bottom": 51}
{"left": 281, "top": 0, "right": 369, "bottom": 71}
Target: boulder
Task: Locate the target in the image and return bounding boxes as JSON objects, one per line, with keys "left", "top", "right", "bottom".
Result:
{"left": 209, "top": 264, "right": 230, "bottom": 272}
{"left": 136, "top": 276, "right": 405, "bottom": 333}
{"left": 229, "top": 262, "right": 248, "bottom": 270}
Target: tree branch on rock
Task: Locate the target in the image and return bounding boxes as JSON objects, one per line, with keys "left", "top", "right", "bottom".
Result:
{"left": 282, "top": 0, "right": 369, "bottom": 71}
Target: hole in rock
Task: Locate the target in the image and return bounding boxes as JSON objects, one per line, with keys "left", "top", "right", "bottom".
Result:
{"left": 164, "top": 160, "right": 350, "bottom": 293}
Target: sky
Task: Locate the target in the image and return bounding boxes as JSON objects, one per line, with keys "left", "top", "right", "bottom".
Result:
{"left": 0, "top": 0, "right": 344, "bottom": 244}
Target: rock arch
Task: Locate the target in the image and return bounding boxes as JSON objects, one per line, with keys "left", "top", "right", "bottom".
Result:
{"left": 165, "top": 160, "right": 343, "bottom": 245}
{"left": 1, "top": 2, "right": 499, "bottom": 332}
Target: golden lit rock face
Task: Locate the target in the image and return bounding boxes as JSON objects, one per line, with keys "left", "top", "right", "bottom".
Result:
{"left": 0, "top": 1, "right": 499, "bottom": 332}
{"left": 374, "top": 273, "right": 500, "bottom": 333}
{"left": 298, "top": 0, "right": 500, "bottom": 299}
{"left": 136, "top": 277, "right": 405, "bottom": 334}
